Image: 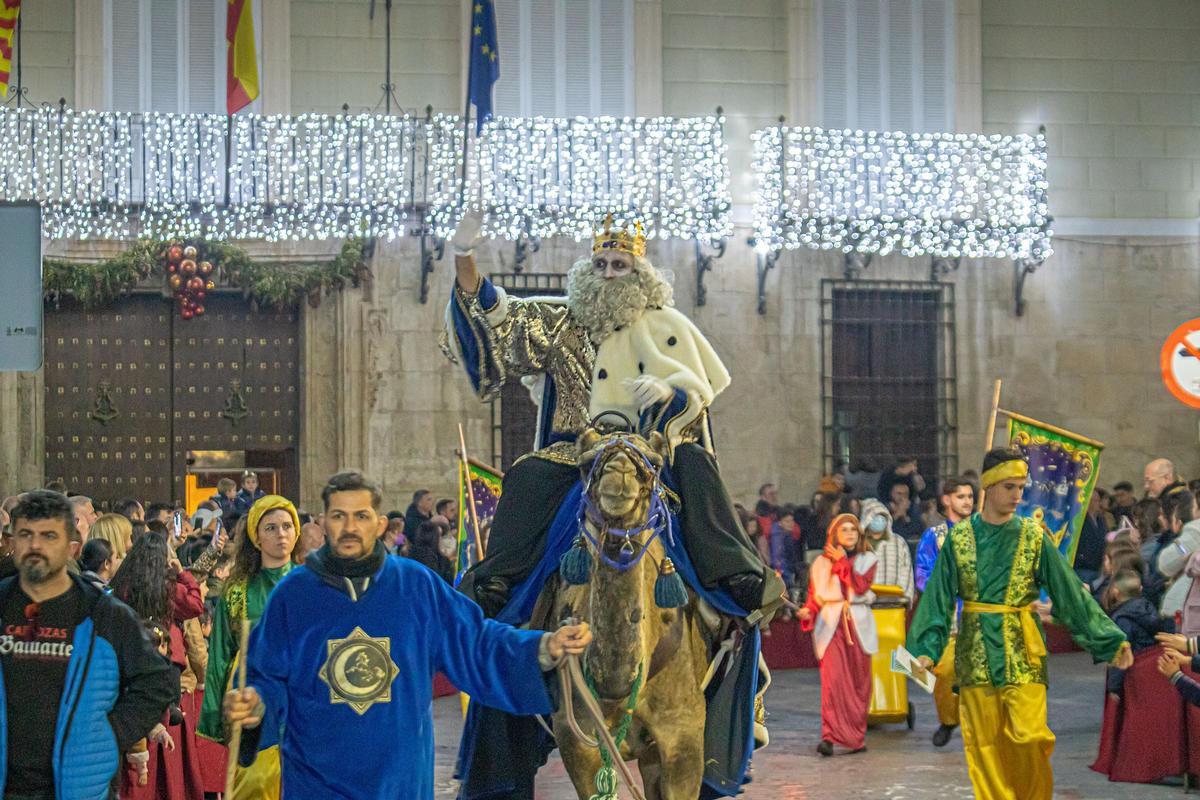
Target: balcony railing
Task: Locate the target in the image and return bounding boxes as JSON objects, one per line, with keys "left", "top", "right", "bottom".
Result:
{"left": 0, "top": 106, "right": 732, "bottom": 243}
{"left": 752, "top": 126, "right": 1053, "bottom": 262}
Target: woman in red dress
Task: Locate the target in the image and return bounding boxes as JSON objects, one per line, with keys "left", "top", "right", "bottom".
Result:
{"left": 799, "top": 512, "right": 878, "bottom": 756}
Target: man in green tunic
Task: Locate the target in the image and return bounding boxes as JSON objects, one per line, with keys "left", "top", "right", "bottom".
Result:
{"left": 907, "top": 448, "right": 1132, "bottom": 800}
{"left": 198, "top": 495, "right": 299, "bottom": 799}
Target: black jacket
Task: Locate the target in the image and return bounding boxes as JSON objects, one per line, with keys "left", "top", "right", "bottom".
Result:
{"left": 1106, "top": 596, "right": 1174, "bottom": 693}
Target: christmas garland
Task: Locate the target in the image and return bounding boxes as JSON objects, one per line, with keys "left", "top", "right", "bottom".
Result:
{"left": 44, "top": 239, "right": 370, "bottom": 314}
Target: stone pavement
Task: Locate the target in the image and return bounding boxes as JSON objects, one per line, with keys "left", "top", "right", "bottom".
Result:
{"left": 432, "top": 652, "right": 1187, "bottom": 798}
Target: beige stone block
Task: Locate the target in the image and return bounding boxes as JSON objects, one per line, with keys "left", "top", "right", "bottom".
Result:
{"left": 1058, "top": 59, "right": 1115, "bottom": 91}
{"left": 1166, "top": 126, "right": 1200, "bottom": 156}
{"left": 1005, "top": 59, "right": 1063, "bottom": 90}
{"left": 1115, "top": 189, "right": 1168, "bottom": 218}
{"left": 1114, "top": 126, "right": 1166, "bottom": 157}
{"left": 1036, "top": 92, "right": 1088, "bottom": 124}
{"left": 1049, "top": 188, "right": 1115, "bottom": 217}
{"left": 1140, "top": 158, "right": 1195, "bottom": 190}
{"left": 663, "top": 12, "right": 786, "bottom": 51}
{"left": 1168, "top": 190, "right": 1200, "bottom": 217}
{"left": 983, "top": 89, "right": 1041, "bottom": 123}
{"left": 1138, "top": 94, "right": 1197, "bottom": 126}
{"left": 1088, "top": 157, "right": 1141, "bottom": 190}
{"left": 981, "top": 57, "right": 1013, "bottom": 89}
{"left": 665, "top": 0, "right": 783, "bottom": 17}
{"left": 1085, "top": 26, "right": 1137, "bottom": 60}
{"left": 1112, "top": 60, "right": 1181, "bottom": 93}
{"left": 982, "top": 25, "right": 1089, "bottom": 59}
{"left": 291, "top": 2, "right": 337, "bottom": 38}
{"left": 1057, "top": 124, "right": 1114, "bottom": 157}
{"left": 1088, "top": 93, "right": 1139, "bottom": 124}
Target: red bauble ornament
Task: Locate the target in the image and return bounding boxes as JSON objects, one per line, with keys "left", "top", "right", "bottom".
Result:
{"left": 168, "top": 263, "right": 177, "bottom": 273}
{"left": 181, "top": 308, "right": 194, "bottom": 320}
{"left": 180, "top": 259, "right": 196, "bottom": 276}
{"left": 186, "top": 276, "right": 202, "bottom": 291}
{"left": 194, "top": 305, "right": 205, "bottom": 316}
{"left": 198, "top": 260, "right": 213, "bottom": 276}
{"left": 195, "top": 290, "right": 206, "bottom": 301}
{"left": 167, "top": 244, "right": 184, "bottom": 262}
{"left": 168, "top": 275, "right": 182, "bottom": 290}
{"left": 183, "top": 245, "right": 198, "bottom": 259}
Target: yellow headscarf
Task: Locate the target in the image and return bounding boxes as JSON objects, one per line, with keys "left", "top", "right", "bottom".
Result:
{"left": 981, "top": 458, "right": 1029, "bottom": 490}
{"left": 246, "top": 495, "right": 300, "bottom": 549}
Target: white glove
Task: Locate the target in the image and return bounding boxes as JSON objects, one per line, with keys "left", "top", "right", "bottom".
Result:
{"left": 150, "top": 723, "right": 175, "bottom": 751}
{"left": 626, "top": 376, "right": 673, "bottom": 411}
{"left": 452, "top": 211, "right": 484, "bottom": 256}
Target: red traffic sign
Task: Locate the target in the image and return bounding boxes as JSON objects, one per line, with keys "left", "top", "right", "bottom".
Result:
{"left": 1161, "top": 319, "right": 1200, "bottom": 409}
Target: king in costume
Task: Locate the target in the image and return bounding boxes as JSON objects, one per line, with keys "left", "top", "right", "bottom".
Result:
{"left": 445, "top": 213, "right": 783, "bottom": 619}
{"left": 907, "top": 449, "right": 1131, "bottom": 800}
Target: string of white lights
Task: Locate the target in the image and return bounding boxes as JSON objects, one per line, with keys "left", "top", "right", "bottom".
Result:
{"left": 752, "top": 126, "right": 1053, "bottom": 261}
{"left": 0, "top": 107, "right": 732, "bottom": 243}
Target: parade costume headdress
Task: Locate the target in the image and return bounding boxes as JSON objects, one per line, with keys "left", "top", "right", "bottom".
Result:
{"left": 981, "top": 449, "right": 1030, "bottom": 490}
{"left": 592, "top": 213, "right": 646, "bottom": 258}
{"left": 247, "top": 494, "right": 300, "bottom": 549}
{"left": 825, "top": 512, "right": 868, "bottom": 553}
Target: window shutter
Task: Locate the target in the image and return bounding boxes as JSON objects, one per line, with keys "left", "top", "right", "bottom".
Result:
{"left": 921, "top": 0, "right": 951, "bottom": 131}
{"left": 529, "top": 0, "right": 559, "bottom": 116}
{"left": 187, "top": 0, "right": 219, "bottom": 114}
{"left": 493, "top": 0, "right": 522, "bottom": 116}
{"left": 597, "top": 0, "right": 627, "bottom": 116}
{"left": 854, "top": 0, "right": 883, "bottom": 130}
{"left": 111, "top": 0, "right": 142, "bottom": 112}
{"left": 887, "top": 0, "right": 915, "bottom": 132}
{"left": 149, "top": 0, "right": 179, "bottom": 112}
{"left": 560, "top": 0, "right": 590, "bottom": 117}
{"left": 819, "top": 0, "right": 849, "bottom": 129}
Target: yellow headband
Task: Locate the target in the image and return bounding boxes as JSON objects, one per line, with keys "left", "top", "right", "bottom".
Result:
{"left": 246, "top": 495, "right": 300, "bottom": 549}
{"left": 981, "top": 459, "right": 1029, "bottom": 490}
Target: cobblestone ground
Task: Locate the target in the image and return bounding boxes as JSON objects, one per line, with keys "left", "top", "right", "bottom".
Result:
{"left": 432, "top": 652, "right": 1185, "bottom": 798}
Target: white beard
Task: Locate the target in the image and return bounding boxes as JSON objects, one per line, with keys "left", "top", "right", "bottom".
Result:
{"left": 565, "top": 257, "right": 674, "bottom": 343}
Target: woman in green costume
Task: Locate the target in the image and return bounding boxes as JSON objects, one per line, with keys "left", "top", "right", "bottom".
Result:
{"left": 198, "top": 495, "right": 300, "bottom": 800}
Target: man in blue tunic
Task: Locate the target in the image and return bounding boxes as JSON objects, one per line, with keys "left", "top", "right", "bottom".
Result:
{"left": 223, "top": 471, "right": 592, "bottom": 800}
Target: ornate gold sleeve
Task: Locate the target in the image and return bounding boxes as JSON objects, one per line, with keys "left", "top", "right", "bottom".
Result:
{"left": 447, "top": 283, "right": 571, "bottom": 401}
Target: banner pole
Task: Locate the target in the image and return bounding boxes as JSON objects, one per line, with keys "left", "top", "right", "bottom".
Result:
{"left": 979, "top": 379, "right": 1003, "bottom": 514}
{"left": 458, "top": 423, "right": 486, "bottom": 558}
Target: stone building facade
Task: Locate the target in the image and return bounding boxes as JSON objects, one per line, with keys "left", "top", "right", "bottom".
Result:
{"left": 3, "top": 0, "right": 1198, "bottom": 511}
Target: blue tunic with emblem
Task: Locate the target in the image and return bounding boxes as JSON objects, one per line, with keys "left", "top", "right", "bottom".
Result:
{"left": 244, "top": 553, "right": 552, "bottom": 800}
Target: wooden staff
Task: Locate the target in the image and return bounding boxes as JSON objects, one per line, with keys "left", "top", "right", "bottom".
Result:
{"left": 224, "top": 620, "right": 252, "bottom": 792}
{"left": 458, "top": 423, "right": 486, "bottom": 559}
{"left": 979, "top": 379, "right": 1003, "bottom": 514}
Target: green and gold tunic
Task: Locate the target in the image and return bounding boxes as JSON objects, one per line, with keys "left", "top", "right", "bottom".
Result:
{"left": 197, "top": 564, "right": 293, "bottom": 741}
{"left": 908, "top": 513, "right": 1125, "bottom": 688}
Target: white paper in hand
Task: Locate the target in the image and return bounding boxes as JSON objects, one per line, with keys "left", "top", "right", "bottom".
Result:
{"left": 891, "top": 645, "right": 936, "bottom": 694}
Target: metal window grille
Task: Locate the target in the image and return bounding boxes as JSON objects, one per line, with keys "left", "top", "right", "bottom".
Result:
{"left": 820, "top": 279, "right": 958, "bottom": 484}
{"left": 488, "top": 271, "right": 566, "bottom": 470}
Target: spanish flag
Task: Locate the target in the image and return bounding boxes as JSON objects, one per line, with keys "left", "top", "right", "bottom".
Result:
{"left": 226, "top": 0, "right": 259, "bottom": 114}
{"left": 0, "top": 0, "right": 20, "bottom": 98}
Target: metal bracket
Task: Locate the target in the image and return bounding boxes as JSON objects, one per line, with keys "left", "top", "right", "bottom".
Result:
{"left": 843, "top": 252, "right": 872, "bottom": 281}
{"left": 1013, "top": 258, "right": 1041, "bottom": 317}
{"left": 751, "top": 239, "right": 781, "bottom": 315}
{"left": 930, "top": 256, "right": 960, "bottom": 282}
{"left": 513, "top": 232, "right": 541, "bottom": 274}
{"left": 694, "top": 238, "right": 726, "bottom": 306}
{"left": 418, "top": 225, "right": 445, "bottom": 304}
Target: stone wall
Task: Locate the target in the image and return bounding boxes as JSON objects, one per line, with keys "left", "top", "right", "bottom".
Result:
{"left": 8, "top": 0, "right": 73, "bottom": 106}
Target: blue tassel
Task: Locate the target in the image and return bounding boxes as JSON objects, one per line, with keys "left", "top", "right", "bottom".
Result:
{"left": 560, "top": 539, "right": 592, "bottom": 585}
{"left": 654, "top": 558, "right": 688, "bottom": 608}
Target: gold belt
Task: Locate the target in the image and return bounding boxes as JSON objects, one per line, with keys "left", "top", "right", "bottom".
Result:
{"left": 961, "top": 600, "right": 1047, "bottom": 661}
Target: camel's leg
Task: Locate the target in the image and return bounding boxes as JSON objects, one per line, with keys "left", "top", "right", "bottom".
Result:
{"left": 637, "top": 749, "right": 664, "bottom": 800}
{"left": 644, "top": 717, "right": 705, "bottom": 800}
{"left": 555, "top": 728, "right": 607, "bottom": 800}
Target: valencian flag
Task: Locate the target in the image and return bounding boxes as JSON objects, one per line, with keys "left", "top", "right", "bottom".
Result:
{"left": 0, "top": 0, "right": 20, "bottom": 98}
{"left": 467, "top": 0, "right": 500, "bottom": 133}
{"left": 226, "top": 0, "right": 259, "bottom": 114}
{"left": 455, "top": 459, "right": 502, "bottom": 586}
{"left": 1007, "top": 411, "right": 1104, "bottom": 566}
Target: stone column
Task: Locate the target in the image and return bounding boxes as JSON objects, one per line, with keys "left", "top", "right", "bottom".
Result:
{"left": 260, "top": 0, "right": 292, "bottom": 115}
{"left": 0, "top": 371, "right": 44, "bottom": 493}
{"left": 633, "top": 0, "right": 663, "bottom": 117}
{"left": 786, "top": 0, "right": 818, "bottom": 125}
{"left": 955, "top": 0, "right": 983, "bottom": 133}
{"left": 75, "top": 0, "right": 107, "bottom": 109}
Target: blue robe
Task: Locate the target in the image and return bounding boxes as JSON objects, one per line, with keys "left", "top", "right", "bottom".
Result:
{"left": 245, "top": 555, "right": 553, "bottom": 800}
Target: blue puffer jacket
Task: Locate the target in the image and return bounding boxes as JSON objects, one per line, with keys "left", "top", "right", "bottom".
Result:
{"left": 0, "top": 573, "right": 174, "bottom": 800}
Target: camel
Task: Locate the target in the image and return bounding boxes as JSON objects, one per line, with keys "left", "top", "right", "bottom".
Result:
{"left": 547, "top": 426, "right": 709, "bottom": 800}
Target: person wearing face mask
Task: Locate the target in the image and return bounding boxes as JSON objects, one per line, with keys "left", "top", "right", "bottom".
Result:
{"left": 798, "top": 514, "right": 878, "bottom": 756}
{"left": 198, "top": 495, "right": 300, "bottom": 800}
{"left": 859, "top": 499, "right": 914, "bottom": 606}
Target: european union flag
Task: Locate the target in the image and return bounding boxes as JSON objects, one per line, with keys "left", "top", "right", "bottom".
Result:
{"left": 468, "top": 0, "right": 500, "bottom": 134}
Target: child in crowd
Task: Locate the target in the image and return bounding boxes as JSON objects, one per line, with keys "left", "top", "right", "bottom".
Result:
{"left": 1104, "top": 569, "right": 1174, "bottom": 698}
{"left": 1091, "top": 540, "right": 1145, "bottom": 603}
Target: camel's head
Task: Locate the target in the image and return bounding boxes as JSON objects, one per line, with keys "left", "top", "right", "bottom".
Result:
{"left": 576, "top": 427, "right": 669, "bottom": 528}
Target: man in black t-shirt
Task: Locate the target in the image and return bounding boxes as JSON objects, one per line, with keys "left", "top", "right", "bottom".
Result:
{"left": 1, "top": 491, "right": 172, "bottom": 800}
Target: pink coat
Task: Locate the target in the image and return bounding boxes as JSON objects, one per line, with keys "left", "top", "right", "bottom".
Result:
{"left": 1181, "top": 550, "right": 1200, "bottom": 637}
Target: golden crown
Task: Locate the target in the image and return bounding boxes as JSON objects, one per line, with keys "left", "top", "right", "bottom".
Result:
{"left": 592, "top": 214, "right": 646, "bottom": 258}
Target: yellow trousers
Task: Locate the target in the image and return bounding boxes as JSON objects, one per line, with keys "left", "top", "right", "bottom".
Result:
{"left": 932, "top": 637, "right": 960, "bottom": 727}
{"left": 959, "top": 684, "right": 1054, "bottom": 800}
{"left": 231, "top": 744, "right": 281, "bottom": 800}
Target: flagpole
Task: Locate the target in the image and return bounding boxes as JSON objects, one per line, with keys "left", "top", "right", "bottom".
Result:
{"left": 458, "top": 1, "right": 475, "bottom": 210}
{"left": 458, "top": 423, "right": 486, "bottom": 558}
{"left": 979, "top": 379, "right": 1003, "bottom": 514}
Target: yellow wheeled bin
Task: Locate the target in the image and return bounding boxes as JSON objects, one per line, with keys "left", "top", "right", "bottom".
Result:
{"left": 867, "top": 583, "right": 914, "bottom": 729}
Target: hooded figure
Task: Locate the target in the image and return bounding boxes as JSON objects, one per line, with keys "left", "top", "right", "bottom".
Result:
{"left": 859, "top": 498, "right": 915, "bottom": 606}
{"left": 799, "top": 513, "right": 878, "bottom": 756}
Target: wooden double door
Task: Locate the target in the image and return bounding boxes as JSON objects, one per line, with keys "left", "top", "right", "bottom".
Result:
{"left": 43, "top": 294, "right": 300, "bottom": 506}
